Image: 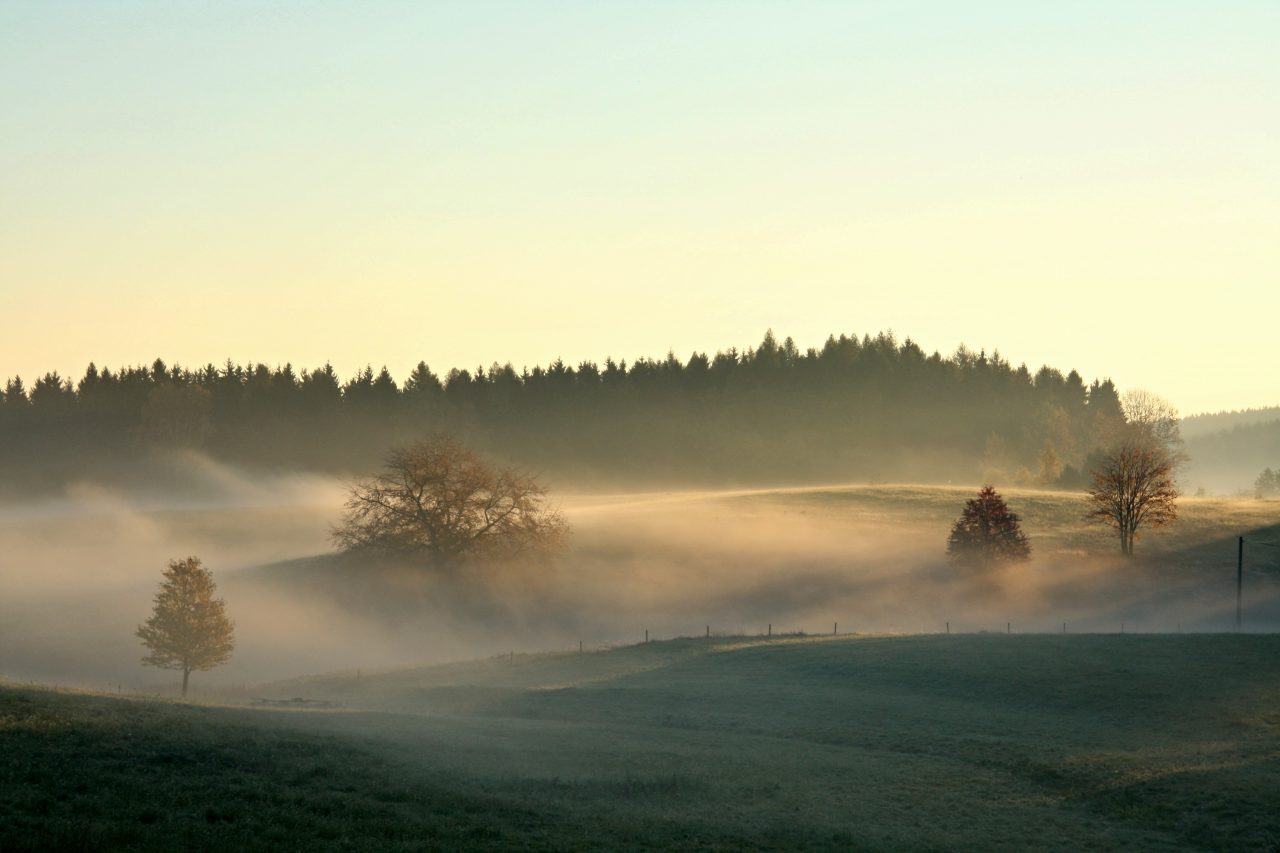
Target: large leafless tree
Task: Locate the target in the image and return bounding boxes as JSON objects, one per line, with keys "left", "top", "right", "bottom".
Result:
{"left": 1086, "top": 393, "right": 1182, "bottom": 556}
{"left": 332, "top": 435, "right": 569, "bottom": 568}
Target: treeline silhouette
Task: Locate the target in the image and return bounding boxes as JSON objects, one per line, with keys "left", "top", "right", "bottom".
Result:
{"left": 0, "top": 331, "right": 1127, "bottom": 494}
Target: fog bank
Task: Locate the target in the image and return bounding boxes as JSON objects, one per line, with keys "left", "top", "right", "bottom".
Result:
{"left": 2, "top": 467, "right": 1276, "bottom": 694}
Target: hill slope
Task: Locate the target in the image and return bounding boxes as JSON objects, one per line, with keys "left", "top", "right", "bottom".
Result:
{"left": 8, "top": 634, "right": 1280, "bottom": 851}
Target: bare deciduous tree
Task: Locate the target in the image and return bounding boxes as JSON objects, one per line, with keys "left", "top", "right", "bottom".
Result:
{"left": 1121, "top": 389, "right": 1186, "bottom": 464}
{"left": 1086, "top": 438, "right": 1179, "bottom": 556}
{"left": 332, "top": 435, "right": 569, "bottom": 569}
{"left": 136, "top": 557, "right": 235, "bottom": 697}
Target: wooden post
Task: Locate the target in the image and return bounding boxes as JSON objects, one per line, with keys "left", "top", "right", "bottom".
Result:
{"left": 1007, "top": 622, "right": 1010, "bottom": 635}
{"left": 833, "top": 622, "right": 838, "bottom": 636}
{"left": 767, "top": 623, "right": 771, "bottom": 637}
{"left": 706, "top": 625, "right": 710, "bottom": 638}
{"left": 1238, "top": 536, "right": 1244, "bottom": 633}
{"left": 645, "top": 629, "right": 649, "bottom": 644}
{"left": 946, "top": 621, "right": 950, "bottom": 635}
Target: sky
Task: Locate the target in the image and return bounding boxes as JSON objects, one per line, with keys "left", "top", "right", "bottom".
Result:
{"left": 1, "top": 1, "right": 1276, "bottom": 415}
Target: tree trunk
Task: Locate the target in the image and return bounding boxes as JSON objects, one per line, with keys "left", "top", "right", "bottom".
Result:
{"left": 182, "top": 667, "right": 190, "bottom": 698}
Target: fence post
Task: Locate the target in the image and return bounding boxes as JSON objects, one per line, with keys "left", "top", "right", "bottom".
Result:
{"left": 767, "top": 623, "right": 771, "bottom": 637}
{"left": 1238, "top": 536, "right": 1244, "bottom": 633}
{"left": 833, "top": 622, "right": 838, "bottom": 636}
{"left": 645, "top": 629, "right": 649, "bottom": 644}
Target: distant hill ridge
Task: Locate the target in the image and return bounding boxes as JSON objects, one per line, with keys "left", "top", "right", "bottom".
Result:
{"left": 1181, "top": 407, "right": 1280, "bottom": 440}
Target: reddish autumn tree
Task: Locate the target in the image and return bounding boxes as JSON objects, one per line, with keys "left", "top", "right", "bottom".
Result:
{"left": 946, "top": 485, "right": 1032, "bottom": 568}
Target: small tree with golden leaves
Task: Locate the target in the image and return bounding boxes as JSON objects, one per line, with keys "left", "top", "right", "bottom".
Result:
{"left": 136, "top": 557, "right": 235, "bottom": 697}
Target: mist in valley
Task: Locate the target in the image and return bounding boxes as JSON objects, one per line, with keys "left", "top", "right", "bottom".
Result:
{"left": 3, "top": 454, "right": 1274, "bottom": 696}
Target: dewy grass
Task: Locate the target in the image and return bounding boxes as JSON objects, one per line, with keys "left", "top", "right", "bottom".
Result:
{"left": 6, "top": 634, "right": 1280, "bottom": 851}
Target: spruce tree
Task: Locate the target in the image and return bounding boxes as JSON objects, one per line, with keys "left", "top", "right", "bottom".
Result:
{"left": 946, "top": 485, "right": 1032, "bottom": 567}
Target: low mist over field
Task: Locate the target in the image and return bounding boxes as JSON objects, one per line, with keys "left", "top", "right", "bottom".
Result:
{"left": 4, "top": 456, "right": 1276, "bottom": 693}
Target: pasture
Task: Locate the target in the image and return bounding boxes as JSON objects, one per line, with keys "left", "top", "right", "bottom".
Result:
{"left": 6, "top": 633, "right": 1280, "bottom": 850}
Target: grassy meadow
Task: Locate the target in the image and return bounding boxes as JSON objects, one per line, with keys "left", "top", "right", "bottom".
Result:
{"left": 5, "top": 633, "right": 1280, "bottom": 851}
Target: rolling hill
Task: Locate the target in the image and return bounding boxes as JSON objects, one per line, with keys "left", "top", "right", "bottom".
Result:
{"left": 7, "top": 633, "right": 1280, "bottom": 850}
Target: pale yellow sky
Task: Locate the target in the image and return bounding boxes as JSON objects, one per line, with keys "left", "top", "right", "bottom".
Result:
{"left": 1, "top": 2, "right": 1276, "bottom": 414}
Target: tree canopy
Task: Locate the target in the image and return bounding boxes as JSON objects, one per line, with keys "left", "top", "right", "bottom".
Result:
{"left": 136, "top": 557, "right": 235, "bottom": 697}
{"left": 332, "top": 436, "right": 569, "bottom": 569}
{"left": 1086, "top": 393, "right": 1183, "bottom": 556}
{"left": 1257, "top": 468, "right": 1279, "bottom": 499}
{"left": 946, "top": 485, "right": 1033, "bottom": 568}
{"left": 0, "top": 330, "right": 1128, "bottom": 492}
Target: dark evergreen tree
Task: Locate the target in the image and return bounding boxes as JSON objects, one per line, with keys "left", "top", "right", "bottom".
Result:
{"left": 946, "top": 485, "right": 1033, "bottom": 567}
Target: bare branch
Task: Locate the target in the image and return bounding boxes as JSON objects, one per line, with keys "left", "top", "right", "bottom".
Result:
{"left": 331, "top": 435, "right": 570, "bottom": 570}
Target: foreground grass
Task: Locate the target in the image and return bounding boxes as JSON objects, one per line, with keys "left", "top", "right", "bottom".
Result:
{"left": 0, "top": 683, "right": 790, "bottom": 851}
{"left": 8, "top": 634, "right": 1280, "bottom": 851}
{"left": 0, "top": 687, "right": 563, "bottom": 852}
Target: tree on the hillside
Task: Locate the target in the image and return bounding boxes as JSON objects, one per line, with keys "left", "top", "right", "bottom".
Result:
{"left": 1086, "top": 438, "right": 1179, "bottom": 556}
{"left": 1256, "top": 468, "right": 1279, "bottom": 499}
{"left": 332, "top": 435, "right": 570, "bottom": 569}
{"left": 1086, "top": 391, "right": 1182, "bottom": 556}
{"left": 1121, "top": 389, "right": 1186, "bottom": 466}
{"left": 946, "top": 485, "right": 1032, "bottom": 568}
{"left": 1037, "top": 441, "right": 1064, "bottom": 487}
{"left": 136, "top": 557, "right": 235, "bottom": 697}
{"left": 980, "top": 433, "right": 1016, "bottom": 484}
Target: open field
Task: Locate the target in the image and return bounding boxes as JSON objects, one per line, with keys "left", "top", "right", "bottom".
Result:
{"left": 5, "top": 634, "right": 1280, "bottom": 851}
